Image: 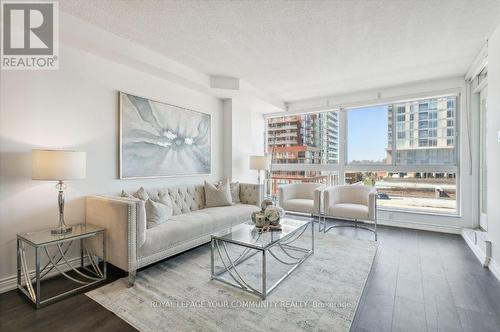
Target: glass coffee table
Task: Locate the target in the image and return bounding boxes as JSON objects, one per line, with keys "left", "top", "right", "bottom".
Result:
{"left": 211, "top": 217, "right": 313, "bottom": 299}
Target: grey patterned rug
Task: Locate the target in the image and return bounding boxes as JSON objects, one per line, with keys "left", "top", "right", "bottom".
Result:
{"left": 86, "top": 231, "right": 377, "bottom": 332}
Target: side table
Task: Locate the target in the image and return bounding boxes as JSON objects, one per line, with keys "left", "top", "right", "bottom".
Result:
{"left": 17, "top": 223, "right": 106, "bottom": 308}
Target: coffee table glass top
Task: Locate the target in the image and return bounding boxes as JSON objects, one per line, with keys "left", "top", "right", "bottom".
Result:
{"left": 212, "top": 217, "right": 311, "bottom": 249}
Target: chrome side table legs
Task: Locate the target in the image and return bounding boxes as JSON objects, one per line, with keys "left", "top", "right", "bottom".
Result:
{"left": 16, "top": 224, "right": 106, "bottom": 308}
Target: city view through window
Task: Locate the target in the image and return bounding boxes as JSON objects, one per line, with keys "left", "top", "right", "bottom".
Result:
{"left": 266, "top": 96, "right": 458, "bottom": 214}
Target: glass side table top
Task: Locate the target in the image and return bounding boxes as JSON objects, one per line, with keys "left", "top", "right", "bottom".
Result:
{"left": 17, "top": 224, "right": 105, "bottom": 246}
{"left": 213, "top": 217, "right": 311, "bottom": 249}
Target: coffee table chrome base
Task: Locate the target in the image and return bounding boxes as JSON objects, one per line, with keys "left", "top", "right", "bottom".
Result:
{"left": 211, "top": 220, "right": 313, "bottom": 300}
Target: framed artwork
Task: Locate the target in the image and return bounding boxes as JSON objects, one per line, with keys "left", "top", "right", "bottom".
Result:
{"left": 119, "top": 92, "right": 211, "bottom": 179}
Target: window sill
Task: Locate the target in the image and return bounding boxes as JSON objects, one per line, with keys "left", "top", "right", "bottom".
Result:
{"left": 378, "top": 207, "right": 461, "bottom": 218}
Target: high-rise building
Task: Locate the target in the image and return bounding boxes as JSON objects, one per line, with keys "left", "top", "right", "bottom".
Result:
{"left": 266, "top": 112, "right": 339, "bottom": 193}
{"left": 386, "top": 96, "right": 456, "bottom": 165}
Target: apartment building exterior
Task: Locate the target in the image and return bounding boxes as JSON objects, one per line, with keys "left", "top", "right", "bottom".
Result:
{"left": 386, "top": 96, "right": 456, "bottom": 166}
{"left": 266, "top": 112, "right": 339, "bottom": 192}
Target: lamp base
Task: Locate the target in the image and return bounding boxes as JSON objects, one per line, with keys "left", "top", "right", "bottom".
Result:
{"left": 51, "top": 225, "right": 72, "bottom": 235}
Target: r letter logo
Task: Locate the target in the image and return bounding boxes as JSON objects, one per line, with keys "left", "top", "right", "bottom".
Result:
{"left": 1, "top": 1, "right": 59, "bottom": 70}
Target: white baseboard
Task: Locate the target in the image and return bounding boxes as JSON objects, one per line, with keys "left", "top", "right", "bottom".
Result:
{"left": 461, "top": 228, "right": 500, "bottom": 283}
{"left": 461, "top": 228, "right": 490, "bottom": 267}
{"left": 488, "top": 257, "right": 500, "bottom": 282}
{"left": 0, "top": 256, "right": 90, "bottom": 294}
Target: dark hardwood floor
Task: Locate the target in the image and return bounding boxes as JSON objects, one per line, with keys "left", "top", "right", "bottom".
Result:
{"left": 0, "top": 265, "right": 136, "bottom": 332}
{"left": 1, "top": 221, "right": 500, "bottom": 332}
{"left": 347, "top": 222, "right": 500, "bottom": 332}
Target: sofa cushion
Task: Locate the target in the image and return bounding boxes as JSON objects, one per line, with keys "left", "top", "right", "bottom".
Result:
{"left": 139, "top": 204, "right": 259, "bottom": 258}
{"left": 283, "top": 198, "right": 315, "bottom": 214}
{"left": 327, "top": 203, "right": 369, "bottom": 220}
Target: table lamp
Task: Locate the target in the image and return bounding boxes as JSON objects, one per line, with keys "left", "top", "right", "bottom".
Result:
{"left": 249, "top": 155, "right": 268, "bottom": 185}
{"left": 32, "top": 150, "right": 86, "bottom": 234}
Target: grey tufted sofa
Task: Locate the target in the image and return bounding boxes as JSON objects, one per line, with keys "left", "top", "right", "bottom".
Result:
{"left": 86, "top": 183, "right": 262, "bottom": 286}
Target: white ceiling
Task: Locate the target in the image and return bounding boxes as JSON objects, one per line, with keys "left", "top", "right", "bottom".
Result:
{"left": 60, "top": 0, "right": 500, "bottom": 102}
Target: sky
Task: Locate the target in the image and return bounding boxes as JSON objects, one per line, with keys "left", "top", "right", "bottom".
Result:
{"left": 347, "top": 105, "right": 389, "bottom": 163}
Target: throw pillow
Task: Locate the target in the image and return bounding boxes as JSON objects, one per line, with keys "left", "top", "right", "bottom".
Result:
{"left": 133, "top": 187, "right": 149, "bottom": 201}
{"left": 145, "top": 199, "right": 172, "bottom": 228}
{"left": 132, "top": 187, "right": 173, "bottom": 228}
{"left": 205, "top": 179, "right": 233, "bottom": 207}
{"left": 158, "top": 190, "right": 174, "bottom": 209}
{"left": 215, "top": 180, "right": 241, "bottom": 204}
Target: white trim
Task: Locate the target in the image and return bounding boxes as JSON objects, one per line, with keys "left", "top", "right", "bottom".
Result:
{"left": 265, "top": 88, "right": 461, "bottom": 118}
{"left": 473, "top": 79, "right": 488, "bottom": 94}
{"left": 378, "top": 207, "right": 460, "bottom": 218}
{"left": 0, "top": 256, "right": 90, "bottom": 294}
{"left": 285, "top": 77, "right": 464, "bottom": 114}
{"left": 376, "top": 217, "right": 461, "bottom": 234}
{"left": 461, "top": 229, "right": 490, "bottom": 267}
{"left": 465, "top": 42, "right": 488, "bottom": 81}
{"left": 489, "top": 259, "right": 500, "bottom": 283}
{"left": 272, "top": 163, "right": 457, "bottom": 173}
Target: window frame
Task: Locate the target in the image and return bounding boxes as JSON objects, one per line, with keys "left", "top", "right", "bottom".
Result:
{"left": 265, "top": 91, "right": 461, "bottom": 217}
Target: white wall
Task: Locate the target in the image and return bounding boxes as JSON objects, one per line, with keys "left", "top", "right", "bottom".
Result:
{"left": 486, "top": 23, "right": 500, "bottom": 265}
{"left": 0, "top": 43, "right": 224, "bottom": 284}
{"left": 224, "top": 99, "right": 266, "bottom": 183}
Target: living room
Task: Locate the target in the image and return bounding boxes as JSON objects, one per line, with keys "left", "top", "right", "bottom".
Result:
{"left": 1, "top": 1, "right": 500, "bottom": 331}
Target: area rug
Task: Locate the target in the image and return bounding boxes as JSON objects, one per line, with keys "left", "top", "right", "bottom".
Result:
{"left": 86, "top": 231, "right": 378, "bottom": 332}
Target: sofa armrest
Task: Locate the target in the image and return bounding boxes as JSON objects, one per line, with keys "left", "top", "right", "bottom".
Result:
{"left": 85, "top": 195, "right": 146, "bottom": 272}
{"left": 239, "top": 183, "right": 262, "bottom": 206}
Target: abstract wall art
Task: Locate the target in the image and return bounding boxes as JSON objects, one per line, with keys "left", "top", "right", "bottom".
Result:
{"left": 119, "top": 92, "right": 211, "bottom": 179}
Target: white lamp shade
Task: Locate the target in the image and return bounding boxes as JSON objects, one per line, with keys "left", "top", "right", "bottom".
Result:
{"left": 32, "top": 150, "right": 86, "bottom": 181}
{"left": 249, "top": 155, "right": 268, "bottom": 170}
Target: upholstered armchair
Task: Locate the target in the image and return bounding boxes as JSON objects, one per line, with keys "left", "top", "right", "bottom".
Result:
{"left": 321, "top": 184, "right": 377, "bottom": 240}
{"left": 278, "top": 183, "right": 324, "bottom": 215}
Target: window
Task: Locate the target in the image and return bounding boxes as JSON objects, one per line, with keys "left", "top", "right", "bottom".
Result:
{"left": 266, "top": 110, "right": 340, "bottom": 197}
{"left": 347, "top": 105, "right": 389, "bottom": 164}
{"left": 267, "top": 171, "right": 339, "bottom": 198}
{"left": 345, "top": 171, "right": 457, "bottom": 214}
{"left": 395, "top": 96, "right": 457, "bottom": 166}
{"left": 267, "top": 111, "right": 339, "bottom": 165}
{"left": 266, "top": 94, "right": 459, "bottom": 215}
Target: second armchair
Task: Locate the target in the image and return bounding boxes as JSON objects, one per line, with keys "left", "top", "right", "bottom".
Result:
{"left": 321, "top": 184, "right": 378, "bottom": 240}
